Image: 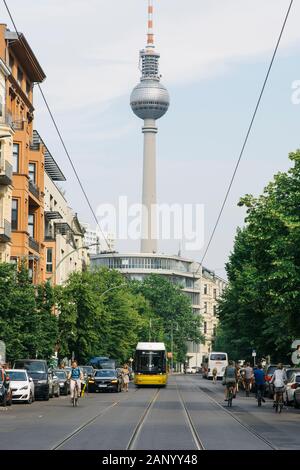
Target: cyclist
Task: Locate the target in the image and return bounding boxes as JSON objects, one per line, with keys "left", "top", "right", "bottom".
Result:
{"left": 68, "top": 360, "right": 83, "bottom": 403}
{"left": 244, "top": 362, "right": 253, "bottom": 396}
{"left": 270, "top": 363, "right": 287, "bottom": 408}
{"left": 254, "top": 363, "right": 265, "bottom": 404}
{"left": 223, "top": 360, "right": 237, "bottom": 401}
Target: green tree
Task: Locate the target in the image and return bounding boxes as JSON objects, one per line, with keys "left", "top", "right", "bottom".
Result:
{"left": 130, "top": 275, "right": 203, "bottom": 363}
{"left": 217, "top": 151, "right": 300, "bottom": 362}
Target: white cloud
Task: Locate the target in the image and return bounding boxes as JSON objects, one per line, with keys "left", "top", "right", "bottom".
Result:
{"left": 5, "top": 0, "right": 300, "bottom": 111}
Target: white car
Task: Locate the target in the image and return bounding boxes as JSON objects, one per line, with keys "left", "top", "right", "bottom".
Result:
{"left": 7, "top": 369, "right": 35, "bottom": 404}
{"left": 186, "top": 367, "right": 196, "bottom": 374}
{"left": 286, "top": 372, "right": 300, "bottom": 404}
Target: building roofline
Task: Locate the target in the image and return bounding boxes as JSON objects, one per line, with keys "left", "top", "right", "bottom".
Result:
{"left": 5, "top": 30, "right": 46, "bottom": 83}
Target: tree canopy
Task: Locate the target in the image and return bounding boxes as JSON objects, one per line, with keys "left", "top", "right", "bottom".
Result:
{"left": 216, "top": 151, "right": 300, "bottom": 362}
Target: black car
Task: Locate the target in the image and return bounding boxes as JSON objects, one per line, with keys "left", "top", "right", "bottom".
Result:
{"left": 53, "top": 369, "right": 70, "bottom": 396}
{"left": 93, "top": 369, "right": 122, "bottom": 393}
{"left": 13, "top": 359, "right": 50, "bottom": 400}
{"left": 0, "top": 369, "right": 12, "bottom": 407}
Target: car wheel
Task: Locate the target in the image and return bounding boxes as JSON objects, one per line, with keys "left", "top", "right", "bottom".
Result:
{"left": 294, "top": 401, "right": 300, "bottom": 409}
{"left": 7, "top": 394, "right": 12, "bottom": 406}
{"left": 2, "top": 395, "right": 7, "bottom": 407}
{"left": 44, "top": 392, "right": 50, "bottom": 401}
{"left": 27, "top": 392, "right": 33, "bottom": 404}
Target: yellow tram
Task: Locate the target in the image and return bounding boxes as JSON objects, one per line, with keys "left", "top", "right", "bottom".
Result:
{"left": 134, "top": 342, "right": 168, "bottom": 386}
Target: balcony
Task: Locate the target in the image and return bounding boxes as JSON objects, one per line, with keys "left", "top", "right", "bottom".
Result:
{"left": 0, "top": 160, "right": 13, "bottom": 185}
{"left": 0, "top": 219, "right": 11, "bottom": 242}
{"left": 29, "top": 236, "right": 39, "bottom": 253}
{"left": 29, "top": 180, "right": 40, "bottom": 200}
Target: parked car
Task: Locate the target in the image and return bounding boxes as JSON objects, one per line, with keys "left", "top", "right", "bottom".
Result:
{"left": 285, "top": 373, "right": 300, "bottom": 405}
{"left": 53, "top": 369, "right": 69, "bottom": 396}
{"left": 293, "top": 386, "right": 300, "bottom": 409}
{"left": 0, "top": 368, "right": 12, "bottom": 407}
{"left": 286, "top": 368, "right": 300, "bottom": 383}
{"left": 13, "top": 359, "right": 50, "bottom": 401}
{"left": 6, "top": 369, "right": 35, "bottom": 404}
{"left": 93, "top": 369, "right": 122, "bottom": 393}
{"left": 49, "top": 371, "right": 60, "bottom": 398}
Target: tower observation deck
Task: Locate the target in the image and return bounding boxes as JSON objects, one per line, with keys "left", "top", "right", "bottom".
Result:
{"left": 130, "top": 0, "right": 170, "bottom": 253}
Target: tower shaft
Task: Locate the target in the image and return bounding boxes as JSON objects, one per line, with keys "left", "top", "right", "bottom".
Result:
{"left": 141, "top": 119, "right": 157, "bottom": 253}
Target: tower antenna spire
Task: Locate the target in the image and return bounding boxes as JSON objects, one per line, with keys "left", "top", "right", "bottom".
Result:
{"left": 147, "top": 0, "right": 154, "bottom": 48}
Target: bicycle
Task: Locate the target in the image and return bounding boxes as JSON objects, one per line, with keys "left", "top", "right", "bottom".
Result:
{"left": 71, "top": 380, "right": 80, "bottom": 407}
{"left": 274, "top": 388, "right": 284, "bottom": 413}
{"left": 227, "top": 384, "right": 234, "bottom": 407}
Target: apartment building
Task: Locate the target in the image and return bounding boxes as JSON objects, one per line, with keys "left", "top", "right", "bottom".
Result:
{"left": 81, "top": 223, "right": 115, "bottom": 255}
{"left": 39, "top": 131, "right": 88, "bottom": 285}
{"left": 0, "top": 57, "right": 13, "bottom": 263}
{"left": 0, "top": 25, "right": 46, "bottom": 282}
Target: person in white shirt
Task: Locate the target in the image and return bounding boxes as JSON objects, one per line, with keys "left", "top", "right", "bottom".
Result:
{"left": 270, "top": 363, "right": 287, "bottom": 406}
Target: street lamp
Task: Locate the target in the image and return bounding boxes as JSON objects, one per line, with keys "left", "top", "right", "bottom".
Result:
{"left": 170, "top": 321, "right": 178, "bottom": 374}
{"left": 99, "top": 283, "right": 127, "bottom": 299}
{"left": 50, "top": 242, "right": 100, "bottom": 284}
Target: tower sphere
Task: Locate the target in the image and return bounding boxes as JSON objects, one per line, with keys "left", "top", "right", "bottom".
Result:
{"left": 130, "top": 79, "right": 170, "bottom": 120}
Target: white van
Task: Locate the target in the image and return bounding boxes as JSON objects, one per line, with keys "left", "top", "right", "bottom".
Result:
{"left": 203, "top": 352, "right": 228, "bottom": 379}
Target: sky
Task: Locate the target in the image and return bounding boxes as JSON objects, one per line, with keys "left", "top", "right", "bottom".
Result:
{"left": 3, "top": 0, "right": 300, "bottom": 278}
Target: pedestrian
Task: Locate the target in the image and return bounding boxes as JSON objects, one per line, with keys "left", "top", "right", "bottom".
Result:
{"left": 212, "top": 367, "right": 218, "bottom": 383}
{"left": 122, "top": 363, "right": 130, "bottom": 392}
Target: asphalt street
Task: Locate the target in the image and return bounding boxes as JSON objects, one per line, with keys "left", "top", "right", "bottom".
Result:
{"left": 1, "top": 374, "right": 300, "bottom": 450}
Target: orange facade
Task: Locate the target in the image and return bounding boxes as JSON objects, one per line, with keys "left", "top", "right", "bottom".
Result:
{"left": 0, "top": 24, "right": 46, "bottom": 283}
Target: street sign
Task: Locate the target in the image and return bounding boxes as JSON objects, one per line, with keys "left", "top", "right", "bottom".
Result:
{"left": 252, "top": 350, "right": 256, "bottom": 357}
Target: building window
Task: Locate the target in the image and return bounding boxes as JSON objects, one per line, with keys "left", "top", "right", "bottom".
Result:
{"left": 213, "top": 326, "right": 217, "bottom": 337}
{"left": 17, "top": 67, "right": 23, "bottom": 86}
{"left": 204, "top": 322, "right": 207, "bottom": 334}
{"left": 9, "top": 54, "right": 14, "bottom": 69}
{"left": 26, "top": 81, "right": 31, "bottom": 96}
{"left": 13, "top": 143, "right": 19, "bottom": 173}
{"left": 204, "top": 302, "right": 208, "bottom": 313}
{"left": 29, "top": 162, "right": 36, "bottom": 183}
{"left": 213, "top": 305, "right": 217, "bottom": 315}
{"left": 0, "top": 94, "right": 3, "bottom": 117}
{"left": 204, "top": 284, "right": 208, "bottom": 295}
{"left": 11, "top": 199, "right": 18, "bottom": 230}
{"left": 28, "top": 213, "right": 35, "bottom": 238}
{"left": 46, "top": 248, "right": 53, "bottom": 273}
{"left": 213, "top": 288, "right": 217, "bottom": 300}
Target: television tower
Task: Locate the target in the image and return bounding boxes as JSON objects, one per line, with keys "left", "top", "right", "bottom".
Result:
{"left": 130, "top": 0, "right": 170, "bottom": 253}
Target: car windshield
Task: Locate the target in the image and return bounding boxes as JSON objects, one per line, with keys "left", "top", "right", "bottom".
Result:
{"left": 7, "top": 371, "right": 27, "bottom": 381}
{"left": 82, "top": 366, "right": 94, "bottom": 374}
{"left": 95, "top": 370, "right": 116, "bottom": 378}
{"left": 14, "top": 361, "right": 47, "bottom": 373}
{"left": 54, "top": 371, "right": 67, "bottom": 379}
{"left": 286, "top": 369, "right": 300, "bottom": 381}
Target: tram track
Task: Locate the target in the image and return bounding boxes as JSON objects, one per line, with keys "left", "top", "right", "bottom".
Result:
{"left": 126, "top": 387, "right": 161, "bottom": 450}
{"left": 175, "top": 382, "right": 205, "bottom": 450}
{"left": 198, "top": 384, "right": 278, "bottom": 450}
{"left": 52, "top": 388, "right": 140, "bottom": 450}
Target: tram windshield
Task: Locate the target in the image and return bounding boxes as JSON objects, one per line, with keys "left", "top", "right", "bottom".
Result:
{"left": 135, "top": 350, "right": 166, "bottom": 374}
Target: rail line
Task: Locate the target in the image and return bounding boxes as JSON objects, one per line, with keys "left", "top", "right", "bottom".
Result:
{"left": 175, "top": 382, "right": 205, "bottom": 450}
{"left": 52, "top": 388, "right": 139, "bottom": 450}
{"left": 126, "top": 387, "right": 161, "bottom": 450}
{"left": 198, "top": 384, "right": 278, "bottom": 450}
